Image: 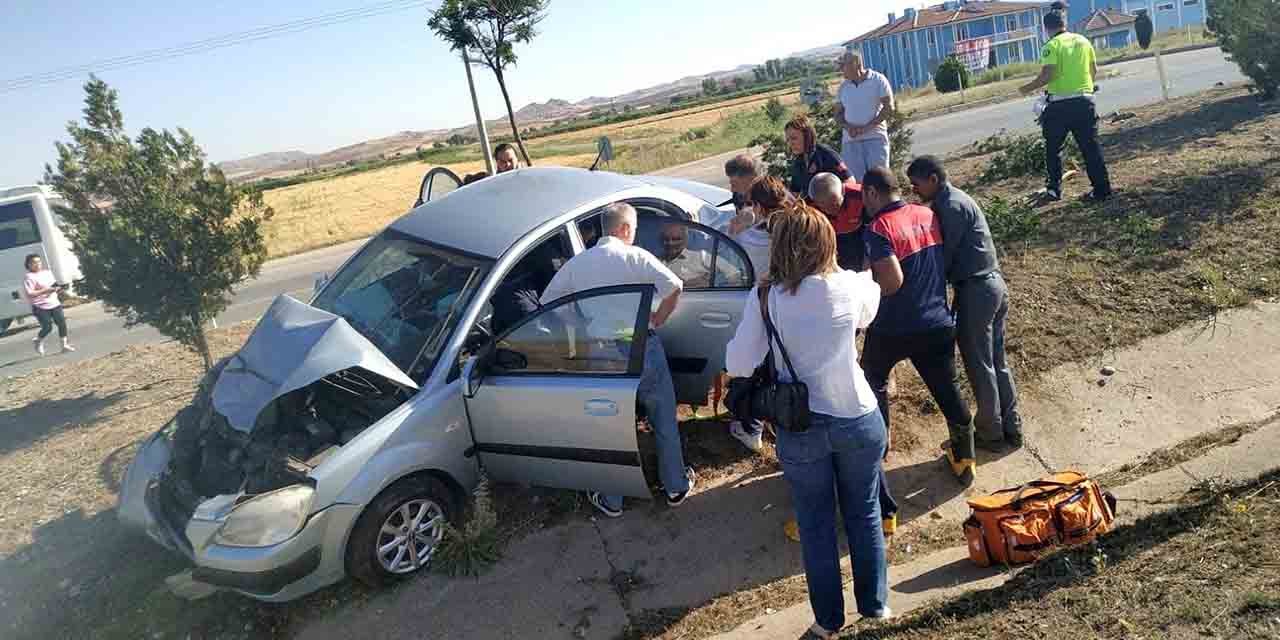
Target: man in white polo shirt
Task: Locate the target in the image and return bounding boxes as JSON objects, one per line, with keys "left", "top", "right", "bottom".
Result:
{"left": 540, "top": 202, "right": 695, "bottom": 517}
{"left": 834, "top": 50, "right": 895, "bottom": 181}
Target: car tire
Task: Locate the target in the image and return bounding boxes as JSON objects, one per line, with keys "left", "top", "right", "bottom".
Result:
{"left": 345, "top": 475, "right": 459, "bottom": 588}
{"left": 0, "top": 318, "right": 12, "bottom": 334}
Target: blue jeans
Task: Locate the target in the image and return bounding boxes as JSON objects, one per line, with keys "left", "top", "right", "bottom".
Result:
{"left": 777, "top": 410, "right": 889, "bottom": 629}
{"left": 840, "top": 137, "right": 891, "bottom": 182}
{"left": 599, "top": 334, "right": 687, "bottom": 509}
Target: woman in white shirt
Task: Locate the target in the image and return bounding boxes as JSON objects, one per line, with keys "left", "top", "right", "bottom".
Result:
{"left": 725, "top": 176, "right": 794, "bottom": 452}
{"left": 725, "top": 205, "right": 889, "bottom": 637}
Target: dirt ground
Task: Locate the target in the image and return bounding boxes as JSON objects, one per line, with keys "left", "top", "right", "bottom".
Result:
{"left": 2, "top": 87, "right": 1277, "bottom": 640}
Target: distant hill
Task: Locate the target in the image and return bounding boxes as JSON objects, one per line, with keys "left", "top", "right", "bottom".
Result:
{"left": 218, "top": 151, "right": 310, "bottom": 178}
{"left": 221, "top": 41, "right": 846, "bottom": 182}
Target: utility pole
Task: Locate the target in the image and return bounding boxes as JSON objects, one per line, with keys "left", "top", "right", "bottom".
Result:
{"left": 462, "top": 50, "right": 495, "bottom": 175}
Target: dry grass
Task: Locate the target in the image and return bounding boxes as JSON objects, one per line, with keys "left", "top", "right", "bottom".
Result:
{"left": 260, "top": 151, "right": 597, "bottom": 257}
{"left": 944, "top": 87, "right": 1280, "bottom": 378}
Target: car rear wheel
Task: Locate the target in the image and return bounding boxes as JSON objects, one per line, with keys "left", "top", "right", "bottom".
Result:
{"left": 0, "top": 318, "right": 12, "bottom": 334}
{"left": 346, "top": 476, "right": 458, "bottom": 587}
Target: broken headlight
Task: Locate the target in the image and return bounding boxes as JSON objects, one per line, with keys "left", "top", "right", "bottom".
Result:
{"left": 213, "top": 485, "right": 314, "bottom": 547}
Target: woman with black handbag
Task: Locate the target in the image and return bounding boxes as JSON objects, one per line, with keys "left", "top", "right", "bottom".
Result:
{"left": 725, "top": 205, "right": 890, "bottom": 637}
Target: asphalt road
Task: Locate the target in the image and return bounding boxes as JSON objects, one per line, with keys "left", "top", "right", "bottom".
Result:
{"left": 0, "top": 47, "right": 1244, "bottom": 378}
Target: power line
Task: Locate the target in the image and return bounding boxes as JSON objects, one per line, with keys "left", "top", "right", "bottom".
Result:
{"left": 1, "top": 0, "right": 432, "bottom": 93}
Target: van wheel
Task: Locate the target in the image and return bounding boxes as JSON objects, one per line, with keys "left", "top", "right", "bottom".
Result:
{"left": 346, "top": 476, "right": 458, "bottom": 588}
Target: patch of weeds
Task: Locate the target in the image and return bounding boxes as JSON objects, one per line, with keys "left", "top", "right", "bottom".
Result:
{"left": 984, "top": 195, "right": 1041, "bottom": 246}
{"left": 433, "top": 477, "right": 502, "bottom": 577}
{"left": 1193, "top": 261, "right": 1249, "bottom": 312}
{"left": 978, "top": 133, "right": 1082, "bottom": 184}
{"left": 547, "top": 489, "right": 583, "bottom": 518}
{"left": 971, "top": 129, "right": 1013, "bottom": 155}
{"left": 1239, "top": 591, "right": 1280, "bottom": 614}
{"left": 1105, "top": 212, "right": 1162, "bottom": 256}
{"left": 682, "top": 126, "right": 711, "bottom": 142}
{"left": 1175, "top": 601, "right": 1212, "bottom": 624}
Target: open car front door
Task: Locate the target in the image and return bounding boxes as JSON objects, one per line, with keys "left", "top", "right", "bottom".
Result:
{"left": 632, "top": 213, "right": 754, "bottom": 406}
{"left": 462, "top": 285, "right": 654, "bottom": 498}
{"left": 414, "top": 167, "right": 462, "bottom": 207}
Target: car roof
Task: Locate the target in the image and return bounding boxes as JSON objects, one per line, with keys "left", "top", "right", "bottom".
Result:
{"left": 390, "top": 167, "right": 649, "bottom": 258}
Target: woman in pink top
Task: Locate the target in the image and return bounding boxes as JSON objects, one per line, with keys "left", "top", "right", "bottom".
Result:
{"left": 23, "top": 254, "right": 75, "bottom": 356}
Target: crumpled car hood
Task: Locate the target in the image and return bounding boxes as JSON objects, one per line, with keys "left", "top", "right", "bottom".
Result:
{"left": 212, "top": 294, "right": 418, "bottom": 432}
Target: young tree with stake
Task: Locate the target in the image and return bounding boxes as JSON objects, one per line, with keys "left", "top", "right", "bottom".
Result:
{"left": 429, "top": 0, "right": 549, "bottom": 167}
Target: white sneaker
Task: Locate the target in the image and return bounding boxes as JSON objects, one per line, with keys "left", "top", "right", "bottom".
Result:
{"left": 61, "top": 341, "right": 76, "bottom": 353}
{"left": 865, "top": 606, "right": 893, "bottom": 620}
{"left": 729, "top": 421, "right": 764, "bottom": 452}
{"left": 808, "top": 623, "right": 839, "bottom": 639}
{"left": 587, "top": 491, "right": 623, "bottom": 518}
{"left": 33, "top": 338, "right": 45, "bottom": 356}
{"left": 666, "top": 467, "right": 697, "bottom": 506}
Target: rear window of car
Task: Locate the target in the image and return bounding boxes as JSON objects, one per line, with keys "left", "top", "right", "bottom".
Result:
{"left": 0, "top": 200, "right": 42, "bottom": 251}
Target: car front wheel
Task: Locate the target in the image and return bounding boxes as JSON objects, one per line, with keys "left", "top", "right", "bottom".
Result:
{"left": 346, "top": 476, "right": 457, "bottom": 587}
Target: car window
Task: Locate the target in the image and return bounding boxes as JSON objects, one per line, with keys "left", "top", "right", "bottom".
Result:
{"left": 577, "top": 214, "right": 603, "bottom": 249}
{"left": 635, "top": 214, "right": 752, "bottom": 289}
{"left": 493, "top": 288, "right": 648, "bottom": 376}
{"left": 0, "top": 200, "right": 42, "bottom": 251}
{"left": 489, "top": 227, "right": 574, "bottom": 336}
{"left": 312, "top": 231, "right": 490, "bottom": 380}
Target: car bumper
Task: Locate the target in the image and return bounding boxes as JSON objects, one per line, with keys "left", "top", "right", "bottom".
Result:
{"left": 186, "top": 504, "right": 359, "bottom": 602}
{"left": 118, "top": 432, "right": 361, "bottom": 602}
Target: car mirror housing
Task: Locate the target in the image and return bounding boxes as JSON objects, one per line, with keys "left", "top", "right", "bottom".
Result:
{"left": 493, "top": 348, "right": 528, "bottom": 372}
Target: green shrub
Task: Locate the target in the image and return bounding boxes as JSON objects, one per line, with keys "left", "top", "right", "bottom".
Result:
{"left": 972, "top": 130, "right": 1014, "bottom": 155}
{"left": 764, "top": 97, "right": 788, "bottom": 123}
{"left": 1208, "top": 0, "right": 1280, "bottom": 99}
{"left": 683, "top": 126, "right": 712, "bottom": 142}
{"left": 978, "top": 133, "right": 1082, "bottom": 184}
{"left": 984, "top": 196, "right": 1041, "bottom": 245}
{"left": 934, "top": 56, "right": 972, "bottom": 93}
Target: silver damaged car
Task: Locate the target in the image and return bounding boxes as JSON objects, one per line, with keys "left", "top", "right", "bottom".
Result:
{"left": 118, "top": 167, "right": 755, "bottom": 600}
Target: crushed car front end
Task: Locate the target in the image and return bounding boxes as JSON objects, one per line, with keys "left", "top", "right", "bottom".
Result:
{"left": 118, "top": 295, "right": 423, "bottom": 601}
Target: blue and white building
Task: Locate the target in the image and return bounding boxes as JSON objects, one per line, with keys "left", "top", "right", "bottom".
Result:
{"left": 847, "top": 1, "right": 1057, "bottom": 92}
{"left": 1066, "top": 0, "right": 1209, "bottom": 35}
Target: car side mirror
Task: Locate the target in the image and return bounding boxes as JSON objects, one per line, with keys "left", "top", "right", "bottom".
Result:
{"left": 493, "top": 348, "right": 528, "bottom": 371}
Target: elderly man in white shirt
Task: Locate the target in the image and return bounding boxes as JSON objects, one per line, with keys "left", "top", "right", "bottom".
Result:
{"left": 540, "top": 203, "right": 695, "bottom": 517}
{"left": 834, "top": 50, "right": 895, "bottom": 181}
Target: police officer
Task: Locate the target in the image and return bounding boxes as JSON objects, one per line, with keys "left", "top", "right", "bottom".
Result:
{"left": 1020, "top": 9, "right": 1112, "bottom": 203}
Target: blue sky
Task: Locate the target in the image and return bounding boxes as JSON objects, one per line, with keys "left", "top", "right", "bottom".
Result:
{"left": 1, "top": 0, "right": 900, "bottom": 186}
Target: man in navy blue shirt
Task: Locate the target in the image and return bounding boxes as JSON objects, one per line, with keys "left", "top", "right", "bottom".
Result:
{"left": 861, "top": 168, "right": 977, "bottom": 485}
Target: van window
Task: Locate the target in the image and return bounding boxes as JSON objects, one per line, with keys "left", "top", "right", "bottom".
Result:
{"left": 0, "top": 200, "right": 42, "bottom": 251}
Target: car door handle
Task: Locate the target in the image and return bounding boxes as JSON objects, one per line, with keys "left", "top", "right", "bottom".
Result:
{"left": 584, "top": 399, "right": 619, "bottom": 417}
{"left": 699, "top": 312, "right": 733, "bottom": 329}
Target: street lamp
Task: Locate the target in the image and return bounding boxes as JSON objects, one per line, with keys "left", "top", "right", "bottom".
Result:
{"left": 461, "top": 49, "right": 495, "bottom": 174}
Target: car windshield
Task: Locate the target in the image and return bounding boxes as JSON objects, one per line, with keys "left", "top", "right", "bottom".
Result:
{"left": 312, "top": 230, "right": 490, "bottom": 381}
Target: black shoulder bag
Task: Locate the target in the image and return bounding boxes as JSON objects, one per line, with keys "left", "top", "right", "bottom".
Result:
{"left": 725, "top": 286, "right": 811, "bottom": 433}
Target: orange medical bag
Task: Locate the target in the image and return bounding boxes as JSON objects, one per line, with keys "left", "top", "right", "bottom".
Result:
{"left": 963, "top": 471, "right": 1117, "bottom": 567}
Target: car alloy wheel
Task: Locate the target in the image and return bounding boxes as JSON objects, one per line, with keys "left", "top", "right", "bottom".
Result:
{"left": 375, "top": 498, "right": 445, "bottom": 574}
